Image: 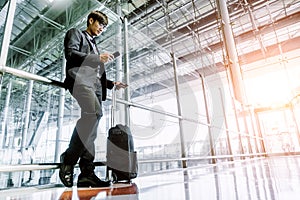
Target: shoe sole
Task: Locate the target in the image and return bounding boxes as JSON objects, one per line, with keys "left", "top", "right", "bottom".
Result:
{"left": 77, "top": 181, "right": 111, "bottom": 188}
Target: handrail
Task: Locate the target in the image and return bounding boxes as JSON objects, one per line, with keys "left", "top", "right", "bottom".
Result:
{"left": 0, "top": 153, "right": 269, "bottom": 173}
{"left": 2, "top": 152, "right": 299, "bottom": 173}
{"left": 0, "top": 65, "right": 65, "bottom": 88}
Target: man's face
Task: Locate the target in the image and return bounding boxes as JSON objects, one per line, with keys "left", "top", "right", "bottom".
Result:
{"left": 88, "top": 18, "right": 106, "bottom": 36}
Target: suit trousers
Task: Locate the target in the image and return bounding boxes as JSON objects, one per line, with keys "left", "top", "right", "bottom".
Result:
{"left": 62, "top": 81, "right": 103, "bottom": 173}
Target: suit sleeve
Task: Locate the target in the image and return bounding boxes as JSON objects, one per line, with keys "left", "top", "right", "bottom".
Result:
{"left": 106, "top": 79, "right": 114, "bottom": 90}
{"left": 64, "top": 28, "right": 103, "bottom": 70}
{"left": 64, "top": 28, "right": 87, "bottom": 64}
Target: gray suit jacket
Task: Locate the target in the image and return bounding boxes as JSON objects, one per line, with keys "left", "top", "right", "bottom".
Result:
{"left": 63, "top": 28, "right": 113, "bottom": 100}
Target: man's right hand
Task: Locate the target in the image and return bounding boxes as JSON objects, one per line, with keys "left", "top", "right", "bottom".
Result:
{"left": 99, "top": 53, "right": 114, "bottom": 63}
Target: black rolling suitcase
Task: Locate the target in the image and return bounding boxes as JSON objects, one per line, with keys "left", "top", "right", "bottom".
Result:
{"left": 106, "top": 88, "right": 138, "bottom": 183}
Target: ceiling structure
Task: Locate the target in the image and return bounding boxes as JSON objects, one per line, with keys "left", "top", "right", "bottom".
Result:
{"left": 0, "top": 0, "right": 299, "bottom": 122}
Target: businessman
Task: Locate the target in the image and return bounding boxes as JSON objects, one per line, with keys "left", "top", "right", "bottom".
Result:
{"left": 59, "top": 10, "right": 127, "bottom": 188}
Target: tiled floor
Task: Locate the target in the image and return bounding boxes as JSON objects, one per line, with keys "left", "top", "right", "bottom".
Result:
{"left": 0, "top": 156, "right": 299, "bottom": 200}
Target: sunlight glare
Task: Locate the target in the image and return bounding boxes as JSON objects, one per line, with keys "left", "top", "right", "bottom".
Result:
{"left": 245, "top": 71, "right": 291, "bottom": 106}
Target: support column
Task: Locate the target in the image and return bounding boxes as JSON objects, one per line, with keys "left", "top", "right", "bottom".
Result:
{"left": 115, "top": 1, "right": 126, "bottom": 125}
{"left": 115, "top": 2, "right": 122, "bottom": 81}
{"left": 248, "top": 107, "right": 260, "bottom": 154}
{"left": 21, "top": 65, "right": 34, "bottom": 156}
{"left": 242, "top": 109, "right": 253, "bottom": 155}
{"left": 217, "top": 0, "right": 250, "bottom": 157}
{"left": 123, "top": 17, "right": 131, "bottom": 126}
{"left": 218, "top": 88, "right": 233, "bottom": 161}
{"left": 289, "top": 104, "right": 300, "bottom": 149}
{"left": 199, "top": 73, "right": 216, "bottom": 164}
{"left": 231, "top": 98, "right": 245, "bottom": 156}
{"left": 254, "top": 111, "right": 266, "bottom": 154}
{"left": 54, "top": 58, "right": 66, "bottom": 162}
{"left": 0, "top": 80, "right": 12, "bottom": 148}
{"left": 0, "top": 0, "right": 17, "bottom": 90}
{"left": 171, "top": 53, "right": 187, "bottom": 168}
{"left": 216, "top": 0, "right": 246, "bottom": 104}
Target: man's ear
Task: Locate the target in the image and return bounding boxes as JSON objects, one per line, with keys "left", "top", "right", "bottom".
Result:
{"left": 89, "top": 18, "right": 94, "bottom": 25}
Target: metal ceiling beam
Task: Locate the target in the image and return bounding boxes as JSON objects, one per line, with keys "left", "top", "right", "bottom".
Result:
{"left": 0, "top": 0, "right": 8, "bottom": 9}
{"left": 132, "top": 35, "right": 300, "bottom": 98}
{"left": 126, "top": 0, "right": 168, "bottom": 23}
{"left": 127, "top": 8, "right": 300, "bottom": 81}
{"left": 9, "top": 45, "right": 31, "bottom": 56}
{"left": 153, "top": 1, "right": 286, "bottom": 48}
{"left": 7, "top": 1, "right": 99, "bottom": 74}
{"left": 239, "top": 35, "right": 300, "bottom": 65}
{"left": 197, "top": 10, "right": 300, "bottom": 54}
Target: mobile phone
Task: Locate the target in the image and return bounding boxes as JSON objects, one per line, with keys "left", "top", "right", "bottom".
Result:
{"left": 112, "top": 51, "right": 120, "bottom": 59}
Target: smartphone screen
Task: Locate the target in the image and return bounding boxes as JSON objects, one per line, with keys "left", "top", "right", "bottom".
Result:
{"left": 112, "top": 51, "right": 120, "bottom": 58}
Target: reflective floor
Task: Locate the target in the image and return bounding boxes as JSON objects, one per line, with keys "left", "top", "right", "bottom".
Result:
{"left": 0, "top": 156, "right": 299, "bottom": 200}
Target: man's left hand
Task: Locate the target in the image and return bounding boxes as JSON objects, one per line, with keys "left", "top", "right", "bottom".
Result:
{"left": 114, "top": 81, "right": 128, "bottom": 90}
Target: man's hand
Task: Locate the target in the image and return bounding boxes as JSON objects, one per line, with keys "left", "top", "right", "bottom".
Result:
{"left": 114, "top": 81, "right": 128, "bottom": 90}
{"left": 100, "top": 53, "right": 114, "bottom": 63}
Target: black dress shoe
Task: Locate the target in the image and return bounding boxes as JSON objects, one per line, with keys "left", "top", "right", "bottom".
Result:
{"left": 77, "top": 173, "right": 111, "bottom": 188}
{"left": 59, "top": 154, "right": 74, "bottom": 187}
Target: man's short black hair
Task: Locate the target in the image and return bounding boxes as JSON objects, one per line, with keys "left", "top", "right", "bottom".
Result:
{"left": 87, "top": 11, "right": 108, "bottom": 27}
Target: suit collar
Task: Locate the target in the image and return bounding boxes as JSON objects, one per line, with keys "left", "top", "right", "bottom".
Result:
{"left": 82, "top": 30, "right": 99, "bottom": 54}
{"left": 83, "top": 31, "right": 94, "bottom": 44}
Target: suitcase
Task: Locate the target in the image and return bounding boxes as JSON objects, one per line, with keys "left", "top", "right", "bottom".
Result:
{"left": 106, "top": 88, "right": 138, "bottom": 183}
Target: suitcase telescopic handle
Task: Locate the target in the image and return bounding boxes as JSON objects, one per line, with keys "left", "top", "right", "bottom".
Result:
{"left": 111, "top": 86, "right": 117, "bottom": 127}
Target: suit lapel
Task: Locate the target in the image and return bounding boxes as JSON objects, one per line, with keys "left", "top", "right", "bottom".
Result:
{"left": 82, "top": 31, "right": 99, "bottom": 54}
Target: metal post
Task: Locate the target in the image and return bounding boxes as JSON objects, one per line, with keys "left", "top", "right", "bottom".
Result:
{"left": 115, "top": 1, "right": 122, "bottom": 82}
{"left": 248, "top": 107, "right": 260, "bottom": 154}
{"left": 1, "top": 80, "right": 12, "bottom": 148}
{"left": 199, "top": 73, "right": 216, "bottom": 164}
{"left": 123, "top": 17, "right": 131, "bottom": 126}
{"left": 18, "top": 81, "right": 33, "bottom": 185}
{"left": 54, "top": 58, "right": 66, "bottom": 162}
{"left": 21, "top": 65, "right": 34, "bottom": 155}
{"left": 0, "top": 0, "right": 17, "bottom": 88}
{"left": 218, "top": 88, "right": 233, "bottom": 161}
{"left": 254, "top": 111, "right": 266, "bottom": 154}
{"left": 244, "top": 0, "right": 266, "bottom": 56}
{"left": 171, "top": 52, "right": 187, "bottom": 168}
{"left": 231, "top": 97, "right": 245, "bottom": 156}
{"left": 115, "top": 1, "right": 125, "bottom": 125}
{"left": 289, "top": 104, "right": 300, "bottom": 148}
{"left": 241, "top": 108, "right": 253, "bottom": 156}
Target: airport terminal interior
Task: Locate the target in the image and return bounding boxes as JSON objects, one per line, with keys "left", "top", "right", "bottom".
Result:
{"left": 0, "top": 0, "right": 300, "bottom": 199}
